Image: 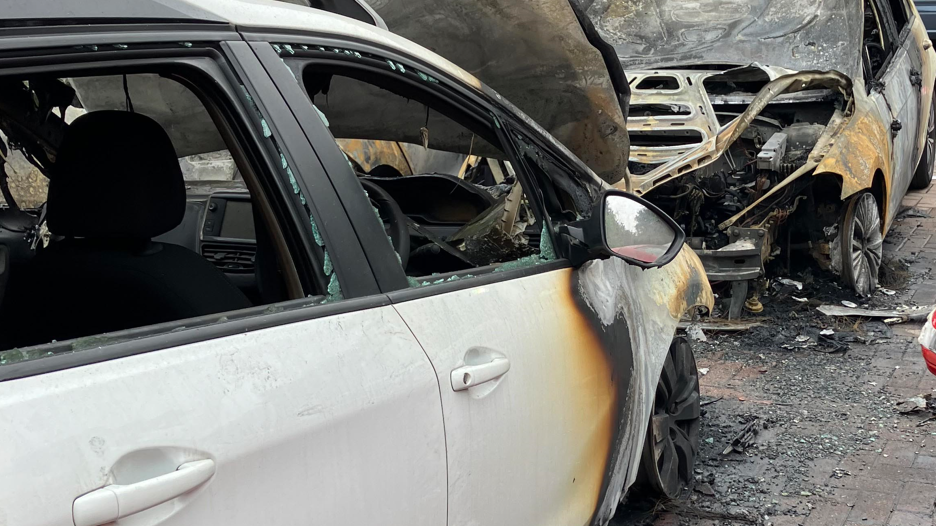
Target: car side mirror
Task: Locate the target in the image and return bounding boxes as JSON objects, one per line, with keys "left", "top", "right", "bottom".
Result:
{"left": 558, "top": 189, "right": 685, "bottom": 268}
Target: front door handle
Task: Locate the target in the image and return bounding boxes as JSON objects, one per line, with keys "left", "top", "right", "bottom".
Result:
{"left": 73, "top": 459, "right": 215, "bottom": 526}
{"left": 451, "top": 357, "right": 510, "bottom": 391}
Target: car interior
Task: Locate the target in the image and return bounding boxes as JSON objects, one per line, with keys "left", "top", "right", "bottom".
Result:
{"left": 0, "top": 72, "right": 300, "bottom": 351}
{"left": 294, "top": 62, "right": 559, "bottom": 278}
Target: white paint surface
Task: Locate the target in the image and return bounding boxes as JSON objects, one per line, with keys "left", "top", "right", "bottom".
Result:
{"left": 0, "top": 306, "right": 446, "bottom": 526}
{"left": 176, "top": 0, "right": 484, "bottom": 89}
{"left": 394, "top": 268, "right": 619, "bottom": 526}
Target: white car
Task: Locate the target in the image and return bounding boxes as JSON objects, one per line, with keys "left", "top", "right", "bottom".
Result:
{"left": 0, "top": 1, "right": 713, "bottom": 525}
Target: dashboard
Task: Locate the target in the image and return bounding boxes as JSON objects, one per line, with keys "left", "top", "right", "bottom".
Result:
{"left": 154, "top": 190, "right": 258, "bottom": 298}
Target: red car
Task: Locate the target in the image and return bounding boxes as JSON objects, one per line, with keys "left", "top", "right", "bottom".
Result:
{"left": 919, "top": 309, "right": 936, "bottom": 375}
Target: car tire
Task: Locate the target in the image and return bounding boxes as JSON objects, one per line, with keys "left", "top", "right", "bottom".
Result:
{"left": 839, "top": 191, "right": 883, "bottom": 297}
{"left": 910, "top": 92, "right": 936, "bottom": 190}
{"left": 637, "top": 336, "right": 700, "bottom": 500}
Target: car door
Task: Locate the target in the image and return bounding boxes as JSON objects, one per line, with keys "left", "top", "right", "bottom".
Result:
{"left": 871, "top": 0, "right": 925, "bottom": 224}
{"left": 251, "top": 38, "right": 626, "bottom": 525}
{"left": 0, "top": 36, "right": 446, "bottom": 526}
{"left": 257, "top": 37, "right": 677, "bottom": 526}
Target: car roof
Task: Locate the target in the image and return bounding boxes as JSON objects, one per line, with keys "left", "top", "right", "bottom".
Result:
{"left": 0, "top": 0, "right": 483, "bottom": 91}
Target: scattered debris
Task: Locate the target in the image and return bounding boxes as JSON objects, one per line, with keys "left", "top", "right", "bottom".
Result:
{"left": 831, "top": 468, "right": 851, "bottom": 479}
{"left": 896, "top": 394, "right": 933, "bottom": 414}
{"left": 884, "top": 317, "right": 904, "bottom": 324}
{"left": 817, "top": 304, "right": 933, "bottom": 322}
{"left": 792, "top": 296, "right": 809, "bottom": 303}
{"left": 722, "top": 418, "right": 760, "bottom": 455}
{"left": 695, "top": 482, "right": 716, "bottom": 497}
{"left": 687, "top": 324, "right": 708, "bottom": 342}
{"left": 841, "top": 300, "right": 858, "bottom": 308}
{"left": 778, "top": 278, "right": 803, "bottom": 290}
{"left": 819, "top": 328, "right": 834, "bottom": 336}
{"left": 879, "top": 256, "right": 912, "bottom": 289}
{"left": 861, "top": 320, "right": 894, "bottom": 338}
{"left": 880, "top": 288, "right": 896, "bottom": 296}
{"left": 678, "top": 319, "right": 765, "bottom": 332}
{"left": 896, "top": 206, "right": 931, "bottom": 220}
{"left": 699, "top": 367, "right": 710, "bottom": 376}
{"left": 700, "top": 397, "right": 722, "bottom": 407}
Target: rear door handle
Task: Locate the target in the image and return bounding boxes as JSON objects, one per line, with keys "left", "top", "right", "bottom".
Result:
{"left": 451, "top": 357, "right": 510, "bottom": 391}
{"left": 73, "top": 459, "right": 215, "bottom": 526}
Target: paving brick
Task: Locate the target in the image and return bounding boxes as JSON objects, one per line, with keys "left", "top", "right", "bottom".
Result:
{"left": 698, "top": 361, "right": 744, "bottom": 387}
{"left": 889, "top": 368, "right": 926, "bottom": 389}
{"left": 917, "top": 374, "right": 936, "bottom": 393}
{"left": 917, "top": 439, "right": 936, "bottom": 457}
{"left": 886, "top": 511, "right": 931, "bottom": 526}
{"left": 840, "top": 450, "right": 882, "bottom": 475}
{"left": 771, "top": 516, "right": 807, "bottom": 526}
{"left": 912, "top": 456, "right": 936, "bottom": 470}
{"left": 905, "top": 235, "right": 935, "bottom": 250}
{"left": 878, "top": 441, "right": 919, "bottom": 467}
{"left": 870, "top": 464, "right": 936, "bottom": 485}
{"left": 806, "top": 502, "right": 851, "bottom": 526}
{"left": 895, "top": 482, "right": 936, "bottom": 514}
{"left": 836, "top": 475, "right": 903, "bottom": 494}
{"left": 846, "top": 491, "right": 896, "bottom": 525}
{"left": 914, "top": 288, "right": 936, "bottom": 304}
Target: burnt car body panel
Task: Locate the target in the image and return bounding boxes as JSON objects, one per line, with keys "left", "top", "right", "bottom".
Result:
{"left": 586, "top": 0, "right": 864, "bottom": 79}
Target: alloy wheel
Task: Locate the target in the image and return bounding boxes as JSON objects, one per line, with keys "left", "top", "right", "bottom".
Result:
{"left": 840, "top": 192, "right": 883, "bottom": 297}
{"left": 640, "top": 337, "right": 700, "bottom": 499}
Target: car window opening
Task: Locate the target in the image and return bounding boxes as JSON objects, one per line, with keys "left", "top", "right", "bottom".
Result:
{"left": 0, "top": 71, "right": 311, "bottom": 360}
{"left": 288, "top": 55, "right": 580, "bottom": 285}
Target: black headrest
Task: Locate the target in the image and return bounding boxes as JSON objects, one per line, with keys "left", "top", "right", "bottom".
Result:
{"left": 47, "top": 111, "right": 185, "bottom": 239}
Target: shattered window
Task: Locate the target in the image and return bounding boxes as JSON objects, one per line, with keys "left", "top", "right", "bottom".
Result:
{"left": 0, "top": 65, "right": 306, "bottom": 365}
{"left": 0, "top": 74, "right": 241, "bottom": 212}
{"left": 288, "top": 56, "right": 558, "bottom": 284}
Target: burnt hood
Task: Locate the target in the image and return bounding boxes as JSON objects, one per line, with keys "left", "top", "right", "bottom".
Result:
{"left": 362, "top": 0, "right": 632, "bottom": 185}
{"left": 584, "top": 0, "right": 863, "bottom": 80}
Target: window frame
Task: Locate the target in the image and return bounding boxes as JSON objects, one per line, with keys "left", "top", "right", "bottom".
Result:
{"left": 251, "top": 33, "right": 579, "bottom": 300}
{"left": 865, "top": 0, "right": 900, "bottom": 81}
{"left": 0, "top": 32, "right": 380, "bottom": 382}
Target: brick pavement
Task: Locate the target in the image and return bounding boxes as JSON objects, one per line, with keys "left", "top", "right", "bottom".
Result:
{"left": 653, "top": 183, "right": 936, "bottom": 526}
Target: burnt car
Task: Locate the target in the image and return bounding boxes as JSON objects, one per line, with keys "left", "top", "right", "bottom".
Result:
{"left": 0, "top": 1, "right": 712, "bottom": 525}
{"left": 584, "top": 0, "right": 936, "bottom": 313}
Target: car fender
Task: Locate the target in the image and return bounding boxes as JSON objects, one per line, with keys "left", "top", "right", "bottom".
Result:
{"left": 571, "top": 245, "right": 713, "bottom": 524}
{"left": 813, "top": 88, "right": 892, "bottom": 224}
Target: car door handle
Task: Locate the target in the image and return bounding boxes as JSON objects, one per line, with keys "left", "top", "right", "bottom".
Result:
{"left": 451, "top": 357, "right": 510, "bottom": 391}
{"left": 73, "top": 459, "right": 215, "bottom": 526}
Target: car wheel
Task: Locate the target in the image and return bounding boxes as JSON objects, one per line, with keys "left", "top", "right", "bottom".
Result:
{"left": 840, "top": 191, "right": 883, "bottom": 297}
{"left": 910, "top": 92, "right": 936, "bottom": 190}
{"left": 638, "top": 337, "right": 700, "bottom": 499}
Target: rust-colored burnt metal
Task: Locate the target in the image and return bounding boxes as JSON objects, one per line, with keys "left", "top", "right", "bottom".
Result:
{"left": 619, "top": 70, "right": 853, "bottom": 197}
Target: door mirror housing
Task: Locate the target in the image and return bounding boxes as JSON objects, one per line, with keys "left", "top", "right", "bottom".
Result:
{"left": 558, "top": 189, "right": 685, "bottom": 268}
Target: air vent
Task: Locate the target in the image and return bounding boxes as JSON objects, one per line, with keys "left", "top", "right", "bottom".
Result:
{"left": 629, "top": 129, "right": 704, "bottom": 147}
{"left": 201, "top": 243, "right": 256, "bottom": 273}
{"left": 630, "top": 103, "right": 693, "bottom": 117}
{"left": 635, "top": 75, "right": 680, "bottom": 91}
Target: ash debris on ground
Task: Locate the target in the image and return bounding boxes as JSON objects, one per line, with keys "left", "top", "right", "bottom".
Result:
{"left": 614, "top": 256, "right": 935, "bottom": 526}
